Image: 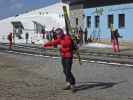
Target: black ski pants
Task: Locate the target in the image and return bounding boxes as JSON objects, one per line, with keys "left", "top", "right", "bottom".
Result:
{"left": 62, "top": 58, "right": 75, "bottom": 85}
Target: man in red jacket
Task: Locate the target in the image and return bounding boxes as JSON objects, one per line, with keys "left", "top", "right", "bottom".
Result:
{"left": 43, "top": 28, "right": 76, "bottom": 91}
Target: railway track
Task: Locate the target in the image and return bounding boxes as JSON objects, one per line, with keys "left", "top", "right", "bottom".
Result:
{"left": 0, "top": 43, "right": 133, "bottom": 66}
{"left": 1, "top": 43, "right": 133, "bottom": 59}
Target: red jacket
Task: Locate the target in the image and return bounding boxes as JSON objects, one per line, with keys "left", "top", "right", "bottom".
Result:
{"left": 44, "top": 35, "right": 73, "bottom": 59}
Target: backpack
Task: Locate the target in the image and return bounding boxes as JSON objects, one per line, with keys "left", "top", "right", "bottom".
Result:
{"left": 115, "top": 29, "right": 123, "bottom": 38}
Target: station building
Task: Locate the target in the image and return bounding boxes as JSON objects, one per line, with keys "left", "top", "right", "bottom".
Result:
{"left": 64, "top": 0, "right": 133, "bottom": 42}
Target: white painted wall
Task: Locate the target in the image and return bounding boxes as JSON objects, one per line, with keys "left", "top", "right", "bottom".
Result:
{"left": 0, "top": 2, "right": 69, "bottom": 44}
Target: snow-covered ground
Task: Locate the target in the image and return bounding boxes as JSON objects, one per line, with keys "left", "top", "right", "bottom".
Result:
{"left": 84, "top": 43, "right": 112, "bottom": 48}
{"left": 0, "top": 33, "right": 49, "bottom": 45}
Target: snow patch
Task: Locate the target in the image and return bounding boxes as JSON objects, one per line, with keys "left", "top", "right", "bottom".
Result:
{"left": 84, "top": 43, "right": 112, "bottom": 48}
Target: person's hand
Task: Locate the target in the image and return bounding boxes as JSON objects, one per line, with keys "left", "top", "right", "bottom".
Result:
{"left": 42, "top": 43, "right": 46, "bottom": 48}
{"left": 58, "top": 45, "right": 62, "bottom": 49}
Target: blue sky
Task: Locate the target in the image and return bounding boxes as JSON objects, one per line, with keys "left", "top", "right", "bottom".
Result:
{"left": 0, "top": 0, "right": 59, "bottom": 20}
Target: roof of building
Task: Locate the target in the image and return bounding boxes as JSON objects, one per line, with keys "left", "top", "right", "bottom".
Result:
{"left": 0, "top": 2, "right": 69, "bottom": 34}
{"left": 67, "top": 0, "right": 133, "bottom": 8}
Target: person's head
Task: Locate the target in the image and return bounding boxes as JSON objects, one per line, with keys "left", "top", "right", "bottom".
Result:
{"left": 110, "top": 24, "right": 115, "bottom": 31}
{"left": 9, "top": 32, "right": 12, "bottom": 36}
{"left": 55, "top": 28, "right": 65, "bottom": 39}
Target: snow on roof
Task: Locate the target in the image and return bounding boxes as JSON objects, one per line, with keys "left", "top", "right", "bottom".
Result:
{"left": 23, "top": 2, "right": 69, "bottom": 16}
{"left": 43, "top": 2, "right": 69, "bottom": 14}
{"left": 0, "top": 2, "right": 69, "bottom": 31}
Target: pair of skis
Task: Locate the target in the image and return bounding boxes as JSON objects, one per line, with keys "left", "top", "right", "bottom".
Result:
{"left": 62, "top": 6, "right": 82, "bottom": 65}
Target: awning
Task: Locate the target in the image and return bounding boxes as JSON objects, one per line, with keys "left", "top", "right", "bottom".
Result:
{"left": 11, "top": 21, "right": 24, "bottom": 29}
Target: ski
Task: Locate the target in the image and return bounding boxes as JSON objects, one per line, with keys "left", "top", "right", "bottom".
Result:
{"left": 62, "top": 6, "right": 82, "bottom": 65}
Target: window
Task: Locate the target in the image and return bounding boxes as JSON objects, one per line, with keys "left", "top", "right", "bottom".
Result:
{"left": 119, "top": 14, "right": 125, "bottom": 28}
{"left": 108, "top": 15, "right": 113, "bottom": 28}
{"left": 95, "top": 15, "right": 100, "bottom": 28}
{"left": 87, "top": 16, "right": 91, "bottom": 28}
{"left": 76, "top": 18, "right": 78, "bottom": 26}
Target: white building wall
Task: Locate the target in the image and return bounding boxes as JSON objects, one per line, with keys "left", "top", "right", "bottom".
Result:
{"left": 0, "top": 3, "right": 69, "bottom": 44}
